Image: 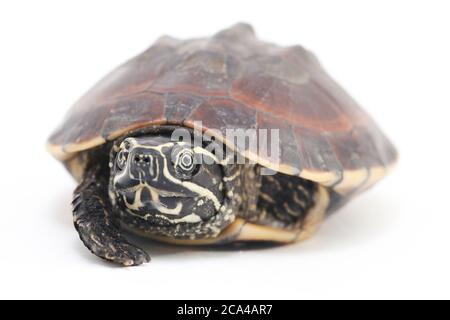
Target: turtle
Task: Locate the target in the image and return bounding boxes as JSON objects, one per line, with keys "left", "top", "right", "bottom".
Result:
{"left": 48, "top": 23, "right": 397, "bottom": 266}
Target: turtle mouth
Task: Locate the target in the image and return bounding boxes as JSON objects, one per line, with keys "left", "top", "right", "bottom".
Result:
{"left": 119, "top": 187, "right": 194, "bottom": 217}
{"left": 140, "top": 199, "right": 184, "bottom": 216}
{"left": 117, "top": 185, "right": 194, "bottom": 199}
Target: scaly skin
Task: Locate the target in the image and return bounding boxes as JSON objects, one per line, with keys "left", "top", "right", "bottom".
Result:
{"left": 72, "top": 161, "right": 150, "bottom": 266}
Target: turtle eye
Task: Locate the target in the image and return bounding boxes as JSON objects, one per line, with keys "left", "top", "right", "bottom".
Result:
{"left": 171, "top": 147, "right": 198, "bottom": 179}
{"left": 116, "top": 150, "right": 128, "bottom": 170}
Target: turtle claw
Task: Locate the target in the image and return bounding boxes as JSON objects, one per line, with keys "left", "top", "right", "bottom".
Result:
{"left": 105, "top": 242, "right": 151, "bottom": 266}
{"left": 77, "top": 228, "right": 151, "bottom": 266}
{"left": 75, "top": 222, "right": 151, "bottom": 266}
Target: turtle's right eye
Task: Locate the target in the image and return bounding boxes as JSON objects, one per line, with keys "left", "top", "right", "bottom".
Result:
{"left": 116, "top": 150, "right": 128, "bottom": 170}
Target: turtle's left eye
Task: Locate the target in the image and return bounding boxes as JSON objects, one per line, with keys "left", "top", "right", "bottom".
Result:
{"left": 116, "top": 150, "right": 128, "bottom": 170}
{"left": 172, "top": 147, "right": 198, "bottom": 179}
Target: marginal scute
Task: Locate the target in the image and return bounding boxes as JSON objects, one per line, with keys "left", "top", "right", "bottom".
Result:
{"left": 256, "top": 112, "right": 303, "bottom": 174}
{"left": 297, "top": 185, "right": 329, "bottom": 241}
{"left": 48, "top": 23, "right": 397, "bottom": 195}
{"left": 293, "top": 126, "right": 344, "bottom": 184}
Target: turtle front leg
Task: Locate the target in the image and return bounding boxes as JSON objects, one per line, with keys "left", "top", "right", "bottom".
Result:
{"left": 72, "top": 164, "right": 150, "bottom": 266}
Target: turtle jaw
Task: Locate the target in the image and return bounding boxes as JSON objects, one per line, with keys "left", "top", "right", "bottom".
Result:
{"left": 115, "top": 184, "right": 219, "bottom": 225}
{"left": 117, "top": 185, "right": 192, "bottom": 217}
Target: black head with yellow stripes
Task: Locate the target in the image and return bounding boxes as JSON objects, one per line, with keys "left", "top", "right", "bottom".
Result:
{"left": 110, "top": 135, "right": 228, "bottom": 227}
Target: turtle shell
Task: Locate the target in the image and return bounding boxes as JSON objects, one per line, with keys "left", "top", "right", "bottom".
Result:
{"left": 48, "top": 23, "right": 397, "bottom": 195}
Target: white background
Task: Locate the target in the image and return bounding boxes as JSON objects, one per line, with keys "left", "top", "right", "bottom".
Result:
{"left": 0, "top": 0, "right": 449, "bottom": 300}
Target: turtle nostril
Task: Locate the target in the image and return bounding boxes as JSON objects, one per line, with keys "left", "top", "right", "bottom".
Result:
{"left": 132, "top": 154, "right": 151, "bottom": 165}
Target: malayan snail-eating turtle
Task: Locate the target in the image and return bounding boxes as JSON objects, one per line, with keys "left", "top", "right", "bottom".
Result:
{"left": 47, "top": 23, "right": 397, "bottom": 266}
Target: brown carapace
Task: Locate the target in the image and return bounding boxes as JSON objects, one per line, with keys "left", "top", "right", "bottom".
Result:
{"left": 48, "top": 23, "right": 397, "bottom": 266}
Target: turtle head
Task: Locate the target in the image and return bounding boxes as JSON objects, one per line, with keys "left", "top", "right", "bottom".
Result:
{"left": 110, "top": 136, "right": 224, "bottom": 224}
